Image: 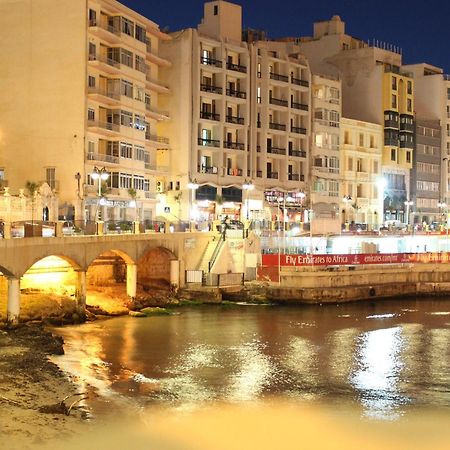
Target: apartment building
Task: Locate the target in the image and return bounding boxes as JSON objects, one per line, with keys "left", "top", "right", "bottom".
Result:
{"left": 0, "top": 0, "right": 170, "bottom": 222}
{"left": 159, "top": 0, "right": 311, "bottom": 224}
{"left": 411, "top": 119, "right": 442, "bottom": 226}
{"left": 310, "top": 74, "right": 341, "bottom": 233}
{"left": 340, "top": 118, "right": 383, "bottom": 229}
{"left": 403, "top": 64, "right": 450, "bottom": 209}
{"left": 297, "top": 15, "right": 414, "bottom": 222}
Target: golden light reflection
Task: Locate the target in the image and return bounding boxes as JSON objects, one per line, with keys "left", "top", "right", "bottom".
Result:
{"left": 328, "top": 328, "right": 359, "bottom": 382}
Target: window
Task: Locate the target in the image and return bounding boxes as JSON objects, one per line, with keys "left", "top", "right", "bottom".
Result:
{"left": 134, "top": 175, "right": 145, "bottom": 190}
{"left": 391, "top": 76, "right": 397, "bottom": 90}
{"left": 120, "top": 49, "right": 133, "bottom": 68}
{"left": 88, "top": 9, "right": 96, "bottom": 26}
{"left": 121, "top": 17, "right": 134, "bottom": 37}
{"left": 356, "top": 158, "right": 363, "bottom": 172}
{"left": 329, "top": 110, "right": 340, "bottom": 127}
{"left": 370, "top": 135, "right": 375, "bottom": 148}
{"left": 89, "top": 42, "right": 96, "bottom": 59}
{"left": 121, "top": 80, "right": 133, "bottom": 98}
{"left": 120, "top": 110, "right": 133, "bottom": 127}
{"left": 328, "top": 181, "right": 339, "bottom": 197}
{"left": 392, "top": 94, "right": 397, "bottom": 109}
{"left": 88, "top": 141, "right": 95, "bottom": 157}
{"left": 344, "top": 131, "right": 350, "bottom": 144}
{"left": 257, "top": 63, "right": 261, "bottom": 77}
{"left": 359, "top": 133, "right": 364, "bottom": 147}
{"left": 329, "top": 87, "right": 340, "bottom": 104}
{"left": 120, "top": 142, "right": 133, "bottom": 159}
{"left": 120, "top": 173, "right": 133, "bottom": 189}
{"left": 407, "top": 98, "right": 412, "bottom": 112}
{"left": 135, "top": 55, "right": 146, "bottom": 73}
{"left": 88, "top": 76, "right": 96, "bottom": 88}
{"left": 136, "top": 24, "right": 146, "bottom": 43}
{"left": 391, "top": 148, "right": 396, "bottom": 161}
{"left": 406, "top": 151, "right": 411, "bottom": 163}
{"left": 135, "top": 146, "right": 145, "bottom": 161}
{"left": 447, "top": 88, "right": 450, "bottom": 100}
{"left": 134, "top": 114, "right": 145, "bottom": 130}
{"left": 257, "top": 86, "right": 261, "bottom": 103}
{"left": 87, "top": 108, "right": 95, "bottom": 121}
{"left": 135, "top": 86, "right": 144, "bottom": 102}
{"left": 373, "top": 161, "right": 379, "bottom": 173}
{"left": 348, "top": 157, "right": 353, "bottom": 171}
{"left": 46, "top": 168, "right": 56, "bottom": 190}
{"left": 214, "top": 5, "right": 218, "bottom": 15}
{"left": 407, "top": 80, "right": 412, "bottom": 95}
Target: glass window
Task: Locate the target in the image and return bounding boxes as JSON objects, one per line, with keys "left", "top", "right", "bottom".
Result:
{"left": 120, "top": 110, "right": 133, "bottom": 127}
{"left": 391, "top": 94, "right": 397, "bottom": 109}
{"left": 120, "top": 49, "right": 133, "bottom": 68}
{"left": 121, "top": 17, "right": 134, "bottom": 37}
{"left": 136, "top": 24, "right": 146, "bottom": 43}
{"left": 120, "top": 142, "right": 133, "bottom": 159}
{"left": 121, "top": 80, "right": 133, "bottom": 98}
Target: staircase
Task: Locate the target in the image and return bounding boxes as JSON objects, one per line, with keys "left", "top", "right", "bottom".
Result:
{"left": 197, "top": 236, "right": 224, "bottom": 273}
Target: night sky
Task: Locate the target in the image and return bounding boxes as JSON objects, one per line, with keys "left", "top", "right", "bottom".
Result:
{"left": 121, "top": 0, "right": 450, "bottom": 74}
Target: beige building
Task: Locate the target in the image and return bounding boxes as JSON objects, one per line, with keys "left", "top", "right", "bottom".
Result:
{"left": 159, "top": 1, "right": 311, "bottom": 225}
{"left": 297, "top": 16, "right": 414, "bottom": 221}
{"left": 0, "top": 0, "right": 170, "bottom": 222}
{"left": 310, "top": 74, "right": 341, "bottom": 233}
{"left": 340, "top": 118, "right": 383, "bottom": 229}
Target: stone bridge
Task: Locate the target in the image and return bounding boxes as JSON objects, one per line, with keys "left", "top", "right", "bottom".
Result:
{"left": 0, "top": 232, "right": 213, "bottom": 323}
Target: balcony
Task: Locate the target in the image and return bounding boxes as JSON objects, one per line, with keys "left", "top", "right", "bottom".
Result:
{"left": 226, "top": 89, "right": 246, "bottom": 99}
{"left": 270, "top": 72, "right": 289, "bottom": 83}
{"left": 267, "top": 147, "right": 286, "bottom": 155}
{"left": 198, "top": 165, "right": 219, "bottom": 174}
{"left": 87, "top": 152, "right": 119, "bottom": 165}
{"left": 288, "top": 173, "right": 300, "bottom": 181}
{"left": 291, "top": 126, "right": 306, "bottom": 134}
{"left": 256, "top": 170, "right": 263, "bottom": 178}
{"left": 88, "top": 54, "right": 121, "bottom": 75}
{"left": 88, "top": 19, "right": 121, "bottom": 44}
{"left": 223, "top": 141, "right": 245, "bottom": 150}
{"left": 400, "top": 122, "right": 414, "bottom": 132}
{"left": 291, "top": 101, "right": 308, "bottom": 111}
{"left": 291, "top": 76, "right": 309, "bottom": 87}
{"left": 226, "top": 62, "right": 247, "bottom": 73}
{"left": 200, "top": 84, "right": 223, "bottom": 95}
{"left": 200, "top": 111, "right": 220, "bottom": 121}
{"left": 400, "top": 140, "right": 414, "bottom": 149}
{"left": 269, "top": 122, "right": 286, "bottom": 131}
{"left": 269, "top": 97, "right": 288, "bottom": 107}
{"left": 227, "top": 168, "right": 243, "bottom": 176}
{"left": 226, "top": 115, "right": 244, "bottom": 125}
{"left": 384, "top": 137, "right": 398, "bottom": 146}
{"left": 384, "top": 119, "right": 398, "bottom": 129}
{"left": 268, "top": 172, "right": 279, "bottom": 179}
{"left": 200, "top": 56, "right": 222, "bottom": 68}
{"left": 145, "top": 104, "right": 170, "bottom": 120}
{"left": 145, "top": 133, "right": 170, "bottom": 147}
{"left": 289, "top": 149, "right": 306, "bottom": 158}
{"left": 198, "top": 137, "right": 220, "bottom": 147}
{"left": 87, "top": 119, "right": 120, "bottom": 136}
{"left": 87, "top": 86, "right": 120, "bottom": 105}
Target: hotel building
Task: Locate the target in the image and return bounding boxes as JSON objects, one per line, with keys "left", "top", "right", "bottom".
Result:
{"left": 0, "top": 0, "right": 170, "bottom": 222}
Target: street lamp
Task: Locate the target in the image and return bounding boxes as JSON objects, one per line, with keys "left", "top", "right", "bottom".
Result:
{"left": 242, "top": 179, "right": 254, "bottom": 221}
{"left": 404, "top": 200, "right": 413, "bottom": 229}
{"left": 90, "top": 166, "right": 109, "bottom": 217}
{"left": 342, "top": 195, "right": 352, "bottom": 231}
{"left": 187, "top": 178, "right": 199, "bottom": 231}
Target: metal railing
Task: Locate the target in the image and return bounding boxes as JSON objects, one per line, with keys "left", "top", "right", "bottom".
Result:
{"left": 200, "top": 84, "right": 223, "bottom": 94}
{"left": 289, "top": 149, "right": 306, "bottom": 157}
{"left": 291, "top": 76, "right": 309, "bottom": 87}
{"left": 198, "top": 137, "right": 220, "bottom": 147}
{"left": 226, "top": 115, "right": 244, "bottom": 125}
{"left": 87, "top": 152, "right": 119, "bottom": 164}
{"left": 270, "top": 98, "right": 288, "bottom": 107}
{"left": 223, "top": 141, "right": 245, "bottom": 150}
{"left": 200, "top": 111, "right": 220, "bottom": 121}
{"left": 87, "top": 120, "right": 121, "bottom": 133}
{"left": 269, "top": 122, "right": 286, "bottom": 131}
{"left": 291, "top": 102, "right": 308, "bottom": 111}
{"left": 291, "top": 126, "right": 307, "bottom": 134}
{"left": 208, "top": 234, "right": 225, "bottom": 272}
{"left": 226, "top": 89, "right": 246, "bottom": 99}
{"left": 267, "top": 147, "right": 286, "bottom": 155}
{"left": 200, "top": 56, "right": 222, "bottom": 68}
{"left": 226, "top": 62, "right": 247, "bottom": 73}
{"left": 270, "top": 72, "right": 289, "bottom": 82}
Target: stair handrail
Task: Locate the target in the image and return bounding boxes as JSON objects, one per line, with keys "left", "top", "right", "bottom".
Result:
{"left": 208, "top": 233, "right": 225, "bottom": 272}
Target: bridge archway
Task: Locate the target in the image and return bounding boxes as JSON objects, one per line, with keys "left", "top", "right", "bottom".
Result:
{"left": 86, "top": 249, "right": 135, "bottom": 313}
{"left": 137, "top": 246, "right": 177, "bottom": 290}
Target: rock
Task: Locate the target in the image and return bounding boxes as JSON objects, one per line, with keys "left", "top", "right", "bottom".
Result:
{"left": 140, "top": 307, "right": 171, "bottom": 316}
{"left": 129, "top": 311, "right": 146, "bottom": 318}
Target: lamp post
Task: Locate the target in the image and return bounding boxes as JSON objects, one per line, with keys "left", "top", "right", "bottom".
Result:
{"left": 90, "top": 166, "right": 109, "bottom": 235}
{"left": 187, "top": 178, "right": 199, "bottom": 232}
{"left": 404, "top": 200, "right": 413, "bottom": 230}
{"left": 377, "top": 177, "right": 387, "bottom": 230}
{"left": 342, "top": 195, "right": 352, "bottom": 231}
{"left": 242, "top": 179, "right": 254, "bottom": 222}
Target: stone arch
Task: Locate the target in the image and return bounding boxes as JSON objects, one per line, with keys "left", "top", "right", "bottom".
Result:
{"left": 22, "top": 254, "right": 82, "bottom": 276}
{"left": 137, "top": 246, "right": 177, "bottom": 289}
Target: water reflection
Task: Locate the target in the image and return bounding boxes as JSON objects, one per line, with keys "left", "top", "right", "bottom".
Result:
{"left": 55, "top": 298, "right": 450, "bottom": 419}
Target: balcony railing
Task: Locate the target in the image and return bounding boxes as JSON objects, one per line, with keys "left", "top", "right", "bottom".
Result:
{"left": 291, "top": 101, "right": 308, "bottom": 111}
{"left": 87, "top": 152, "right": 119, "bottom": 164}
{"left": 226, "top": 89, "right": 246, "bottom": 99}
{"left": 269, "top": 97, "right": 288, "bottom": 107}
{"left": 291, "top": 126, "right": 307, "bottom": 134}
{"left": 268, "top": 172, "right": 279, "bottom": 179}
{"left": 269, "top": 122, "right": 286, "bottom": 131}
{"left": 384, "top": 119, "right": 398, "bottom": 129}
{"left": 288, "top": 173, "right": 300, "bottom": 181}
{"left": 223, "top": 141, "right": 245, "bottom": 150}
{"left": 198, "top": 137, "right": 220, "bottom": 147}
{"left": 400, "top": 123, "right": 414, "bottom": 132}
{"left": 146, "top": 134, "right": 170, "bottom": 145}
{"left": 291, "top": 76, "right": 309, "bottom": 87}
{"left": 200, "top": 56, "right": 222, "bottom": 68}
{"left": 270, "top": 72, "right": 289, "bottom": 82}
{"left": 400, "top": 140, "right": 414, "bottom": 149}
{"left": 200, "top": 111, "right": 220, "bottom": 121}
{"left": 226, "top": 115, "right": 244, "bottom": 125}
{"left": 87, "top": 120, "right": 120, "bottom": 132}
{"left": 289, "top": 149, "right": 306, "bottom": 157}
{"left": 267, "top": 147, "right": 286, "bottom": 155}
{"left": 384, "top": 137, "right": 398, "bottom": 146}
{"left": 226, "top": 62, "right": 247, "bottom": 73}
{"left": 88, "top": 53, "right": 120, "bottom": 69}
{"left": 88, "top": 20, "right": 120, "bottom": 37}
{"left": 145, "top": 104, "right": 169, "bottom": 118}
{"left": 198, "top": 165, "right": 219, "bottom": 174}
{"left": 256, "top": 170, "right": 263, "bottom": 178}
{"left": 88, "top": 87, "right": 120, "bottom": 101}
{"left": 200, "top": 84, "right": 223, "bottom": 94}
{"left": 227, "top": 168, "right": 243, "bottom": 176}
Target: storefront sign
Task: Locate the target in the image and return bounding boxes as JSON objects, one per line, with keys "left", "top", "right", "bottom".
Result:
{"left": 261, "top": 252, "right": 450, "bottom": 267}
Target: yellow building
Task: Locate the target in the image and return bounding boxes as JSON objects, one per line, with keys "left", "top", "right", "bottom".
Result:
{"left": 340, "top": 118, "right": 383, "bottom": 229}
{"left": 0, "top": 0, "right": 170, "bottom": 222}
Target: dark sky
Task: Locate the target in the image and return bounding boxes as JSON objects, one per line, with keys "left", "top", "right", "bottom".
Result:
{"left": 121, "top": 0, "right": 449, "bottom": 74}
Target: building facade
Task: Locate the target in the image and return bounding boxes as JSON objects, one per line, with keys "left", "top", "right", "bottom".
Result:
{"left": 0, "top": 0, "right": 170, "bottom": 222}
{"left": 340, "top": 118, "right": 383, "bottom": 229}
